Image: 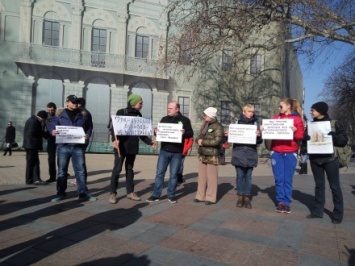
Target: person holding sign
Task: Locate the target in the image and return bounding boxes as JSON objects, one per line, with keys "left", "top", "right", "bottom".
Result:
{"left": 108, "top": 94, "right": 155, "bottom": 204}
{"left": 146, "top": 101, "right": 193, "bottom": 204}
{"left": 194, "top": 107, "right": 224, "bottom": 205}
{"left": 306, "top": 101, "right": 347, "bottom": 224}
{"left": 264, "top": 98, "right": 304, "bottom": 214}
{"left": 50, "top": 95, "right": 96, "bottom": 202}
{"left": 230, "top": 104, "right": 262, "bottom": 209}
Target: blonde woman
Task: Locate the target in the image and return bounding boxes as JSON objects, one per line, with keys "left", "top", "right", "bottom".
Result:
{"left": 194, "top": 107, "right": 224, "bottom": 205}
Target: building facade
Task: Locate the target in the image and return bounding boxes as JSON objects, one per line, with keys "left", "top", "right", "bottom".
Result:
{"left": 0, "top": 0, "right": 303, "bottom": 154}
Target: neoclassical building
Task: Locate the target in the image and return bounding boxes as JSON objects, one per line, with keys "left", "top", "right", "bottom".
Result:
{"left": 0, "top": 0, "right": 303, "bottom": 154}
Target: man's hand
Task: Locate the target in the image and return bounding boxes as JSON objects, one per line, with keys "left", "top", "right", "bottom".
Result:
{"left": 113, "top": 139, "right": 119, "bottom": 150}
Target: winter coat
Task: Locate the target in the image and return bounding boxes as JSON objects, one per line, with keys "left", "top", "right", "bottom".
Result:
{"left": 111, "top": 106, "right": 153, "bottom": 155}
{"left": 197, "top": 119, "right": 224, "bottom": 158}
{"left": 309, "top": 115, "right": 348, "bottom": 165}
{"left": 231, "top": 114, "right": 262, "bottom": 168}
{"left": 158, "top": 112, "right": 194, "bottom": 153}
{"left": 270, "top": 113, "right": 304, "bottom": 153}
{"left": 23, "top": 115, "right": 44, "bottom": 150}
{"left": 5, "top": 126, "right": 16, "bottom": 143}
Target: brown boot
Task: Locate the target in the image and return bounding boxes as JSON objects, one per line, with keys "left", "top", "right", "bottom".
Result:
{"left": 244, "top": 196, "right": 252, "bottom": 209}
{"left": 236, "top": 195, "right": 244, "bottom": 208}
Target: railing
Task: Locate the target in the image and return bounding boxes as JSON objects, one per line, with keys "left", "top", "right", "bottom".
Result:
{"left": 12, "top": 42, "right": 167, "bottom": 79}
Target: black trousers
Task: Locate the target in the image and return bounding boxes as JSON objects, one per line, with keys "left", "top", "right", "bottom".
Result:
{"left": 110, "top": 152, "right": 136, "bottom": 194}
{"left": 47, "top": 140, "right": 57, "bottom": 180}
{"left": 310, "top": 159, "right": 344, "bottom": 221}
{"left": 25, "top": 149, "right": 41, "bottom": 184}
{"left": 4, "top": 143, "right": 12, "bottom": 155}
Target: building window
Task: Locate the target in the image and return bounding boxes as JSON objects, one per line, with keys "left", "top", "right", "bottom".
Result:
{"left": 135, "top": 35, "right": 149, "bottom": 58}
{"left": 43, "top": 20, "right": 59, "bottom": 46}
{"left": 222, "top": 49, "right": 233, "bottom": 71}
{"left": 250, "top": 54, "right": 262, "bottom": 74}
{"left": 91, "top": 28, "right": 107, "bottom": 67}
{"left": 221, "top": 101, "right": 232, "bottom": 125}
{"left": 178, "top": 96, "right": 190, "bottom": 117}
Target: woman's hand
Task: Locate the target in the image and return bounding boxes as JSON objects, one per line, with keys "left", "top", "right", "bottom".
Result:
{"left": 197, "top": 139, "right": 203, "bottom": 146}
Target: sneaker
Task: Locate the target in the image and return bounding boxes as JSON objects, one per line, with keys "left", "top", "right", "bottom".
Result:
{"left": 146, "top": 196, "right": 160, "bottom": 202}
{"left": 51, "top": 194, "right": 65, "bottom": 203}
{"left": 127, "top": 192, "right": 141, "bottom": 201}
{"left": 283, "top": 205, "right": 291, "bottom": 214}
{"left": 108, "top": 193, "right": 117, "bottom": 204}
{"left": 276, "top": 203, "right": 284, "bottom": 213}
{"left": 168, "top": 197, "right": 177, "bottom": 204}
{"left": 79, "top": 193, "right": 97, "bottom": 201}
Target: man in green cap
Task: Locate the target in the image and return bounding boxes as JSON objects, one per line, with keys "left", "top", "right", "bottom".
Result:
{"left": 108, "top": 93, "right": 155, "bottom": 204}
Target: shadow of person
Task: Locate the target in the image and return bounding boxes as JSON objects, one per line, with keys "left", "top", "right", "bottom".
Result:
{"left": 0, "top": 186, "right": 36, "bottom": 197}
{"left": 292, "top": 189, "right": 315, "bottom": 211}
{"left": 0, "top": 202, "right": 148, "bottom": 265}
{"left": 77, "top": 253, "right": 151, "bottom": 266}
{"left": 259, "top": 185, "right": 277, "bottom": 206}
{"left": 217, "top": 182, "right": 234, "bottom": 201}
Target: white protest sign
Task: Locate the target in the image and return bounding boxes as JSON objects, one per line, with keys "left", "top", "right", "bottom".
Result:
{"left": 228, "top": 124, "right": 257, "bottom": 144}
{"left": 262, "top": 119, "right": 293, "bottom": 140}
{"left": 111, "top": 115, "right": 152, "bottom": 136}
{"left": 156, "top": 123, "right": 183, "bottom": 143}
{"left": 307, "top": 121, "right": 334, "bottom": 154}
{"left": 55, "top": 126, "right": 86, "bottom": 144}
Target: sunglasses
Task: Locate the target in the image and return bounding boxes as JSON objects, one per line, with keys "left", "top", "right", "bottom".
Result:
{"left": 278, "top": 105, "right": 283, "bottom": 109}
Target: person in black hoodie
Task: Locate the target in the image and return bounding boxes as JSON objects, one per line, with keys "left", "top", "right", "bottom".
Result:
{"left": 146, "top": 101, "right": 193, "bottom": 204}
{"left": 306, "top": 101, "right": 348, "bottom": 224}
{"left": 231, "top": 104, "right": 262, "bottom": 209}
{"left": 3, "top": 121, "right": 16, "bottom": 156}
{"left": 108, "top": 94, "right": 155, "bottom": 204}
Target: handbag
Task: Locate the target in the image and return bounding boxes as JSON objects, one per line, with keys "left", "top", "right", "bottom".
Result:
{"left": 11, "top": 142, "right": 18, "bottom": 148}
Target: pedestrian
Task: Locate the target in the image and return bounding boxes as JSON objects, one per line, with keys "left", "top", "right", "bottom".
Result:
{"left": 23, "top": 111, "right": 48, "bottom": 185}
{"left": 3, "top": 121, "right": 16, "bottom": 156}
{"left": 231, "top": 104, "right": 262, "bottom": 209}
{"left": 306, "top": 101, "right": 347, "bottom": 224}
{"left": 50, "top": 95, "right": 96, "bottom": 202}
{"left": 194, "top": 107, "right": 224, "bottom": 205}
{"left": 77, "top": 97, "right": 93, "bottom": 185}
{"left": 266, "top": 97, "right": 304, "bottom": 214}
{"left": 43, "top": 102, "right": 57, "bottom": 183}
{"left": 108, "top": 94, "right": 155, "bottom": 204}
{"left": 146, "top": 101, "right": 193, "bottom": 204}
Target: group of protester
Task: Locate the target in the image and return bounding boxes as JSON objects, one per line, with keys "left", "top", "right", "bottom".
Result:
{"left": 6, "top": 94, "right": 348, "bottom": 224}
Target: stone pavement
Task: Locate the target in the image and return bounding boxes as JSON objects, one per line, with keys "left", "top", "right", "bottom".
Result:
{"left": 0, "top": 151, "right": 355, "bottom": 265}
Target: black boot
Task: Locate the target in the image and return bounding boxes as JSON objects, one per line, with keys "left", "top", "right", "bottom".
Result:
{"left": 299, "top": 163, "right": 307, "bottom": 175}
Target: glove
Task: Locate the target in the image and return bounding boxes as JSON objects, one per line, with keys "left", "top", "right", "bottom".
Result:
{"left": 305, "top": 135, "right": 311, "bottom": 141}
{"left": 328, "top": 131, "right": 336, "bottom": 137}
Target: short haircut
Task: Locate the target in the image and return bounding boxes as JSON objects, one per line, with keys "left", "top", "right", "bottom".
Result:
{"left": 243, "top": 104, "right": 254, "bottom": 112}
{"left": 47, "top": 102, "right": 57, "bottom": 110}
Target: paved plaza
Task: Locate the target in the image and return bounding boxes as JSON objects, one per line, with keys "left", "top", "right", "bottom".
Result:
{"left": 0, "top": 151, "right": 355, "bottom": 265}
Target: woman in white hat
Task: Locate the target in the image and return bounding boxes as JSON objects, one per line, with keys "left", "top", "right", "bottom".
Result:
{"left": 195, "top": 107, "right": 224, "bottom": 205}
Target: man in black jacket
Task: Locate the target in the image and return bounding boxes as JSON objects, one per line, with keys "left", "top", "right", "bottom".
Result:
{"left": 146, "top": 101, "right": 193, "bottom": 204}
{"left": 23, "top": 111, "right": 48, "bottom": 185}
{"left": 108, "top": 94, "right": 155, "bottom": 204}
{"left": 44, "top": 102, "right": 57, "bottom": 183}
{"left": 3, "top": 121, "right": 16, "bottom": 156}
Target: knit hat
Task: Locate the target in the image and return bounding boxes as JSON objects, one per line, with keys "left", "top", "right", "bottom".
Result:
{"left": 311, "top": 101, "right": 328, "bottom": 115}
{"left": 203, "top": 107, "right": 217, "bottom": 119}
{"left": 37, "top": 110, "right": 48, "bottom": 119}
{"left": 128, "top": 94, "right": 142, "bottom": 106}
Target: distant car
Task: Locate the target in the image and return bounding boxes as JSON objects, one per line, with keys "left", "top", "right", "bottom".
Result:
{"left": 352, "top": 145, "right": 355, "bottom": 158}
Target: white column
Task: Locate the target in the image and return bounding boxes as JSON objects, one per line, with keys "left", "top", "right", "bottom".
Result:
{"left": 152, "top": 90, "right": 169, "bottom": 127}
{"left": 19, "top": 0, "right": 33, "bottom": 43}
{"left": 110, "top": 84, "right": 129, "bottom": 115}
{"left": 70, "top": 3, "right": 83, "bottom": 50}
{"left": 63, "top": 80, "right": 85, "bottom": 105}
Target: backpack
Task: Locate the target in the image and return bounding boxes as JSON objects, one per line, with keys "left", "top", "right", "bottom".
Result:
{"left": 330, "top": 120, "right": 352, "bottom": 168}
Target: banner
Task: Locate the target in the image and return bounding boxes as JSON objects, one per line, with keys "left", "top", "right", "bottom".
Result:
{"left": 307, "top": 121, "right": 334, "bottom": 154}
{"left": 55, "top": 126, "right": 86, "bottom": 144}
{"left": 156, "top": 123, "right": 183, "bottom": 143}
{"left": 228, "top": 124, "right": 257, "bottom": 144}
{"left": 262, "top": 119, "right": 293, "bottom": 140}
{"left": 111, "top": 115, "right": 152, "bottom": 136}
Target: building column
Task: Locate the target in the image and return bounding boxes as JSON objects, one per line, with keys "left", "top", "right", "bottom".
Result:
{"left": 20, "top": 0, "right": 33, "bottom": 43}
{"left": 110, "top": 84, "right": 129, "bottom": 115}
{"left": 152, "top": 90, "right": 169, "bottom": 127}
{"left": 63, "top": 80, "right": 85, "bottom": 103}
{"left": 70, "top": 3, "right": 83, "bottom": 50}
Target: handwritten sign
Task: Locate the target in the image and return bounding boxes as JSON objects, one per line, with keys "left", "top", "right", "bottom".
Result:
{"left": 111, "top": 115, "right": 152, "bottom": 136}
{"left": 55, "top": 126, "right": 85, "bottom": 144}
{"left": 228, "top": 124, "right": 257, "bottom": 144}
{"left": 156, "top": 123, "right": 183, "bottom": 143}
{"left": 262, "top": 119, "right": 293, "bottom": 140}
{"left": 307, "top": 121, "right": 334, "bottom": 154}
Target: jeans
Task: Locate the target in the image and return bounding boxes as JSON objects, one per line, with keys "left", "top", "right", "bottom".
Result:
{"left": 271, "top": 152, "right": 297, "bottom": 205}
{"left": 110, "top": 152, "right": 137, "bottom": 194}
{"left": 152, "top": 150, "right": 182, "bottom": 198}
{"left": 56, "top": 144, "right": 88, "bottom": 196}
{"left": 235, "top": 166, "right": 253, "bottom": 195}
{"left": 310, "top": 159, "right": 343, "bottom": 220}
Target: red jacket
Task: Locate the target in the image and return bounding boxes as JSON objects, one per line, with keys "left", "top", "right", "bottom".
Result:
{"left": 270, "top": 113, "right": 304, "bottom": 153}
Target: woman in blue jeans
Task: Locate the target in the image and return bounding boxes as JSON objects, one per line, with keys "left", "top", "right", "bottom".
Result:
{"left": 307, "top": 101, "right": 348, "bottom": 224}
{"left": 231, "top": 104, "right": 262, "bottom": 209}
{"left": 266, "top": 98, "right": 304, "bottom": 214}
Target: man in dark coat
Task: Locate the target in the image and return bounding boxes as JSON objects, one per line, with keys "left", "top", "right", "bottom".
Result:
{"left": 23, "top": 110, "right": 48, "bottom": 185}
{"left": 3, "top": 121, "right": 16, "bottom": 156}
{"left": 44, "top": 102, "right": 57, "bottom": 183}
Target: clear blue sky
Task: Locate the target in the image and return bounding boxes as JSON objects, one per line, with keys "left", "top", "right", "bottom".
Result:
{"left": 299, "top": 42, "right": 354, "bottom": 120}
